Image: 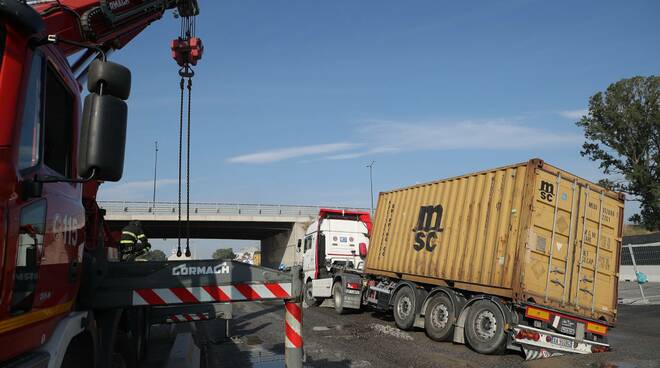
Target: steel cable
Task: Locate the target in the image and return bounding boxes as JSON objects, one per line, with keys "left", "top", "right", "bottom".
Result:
{"left": 177, "top": 76, "right": 184, "bottom": 257}
{"left": 185, "top": 77, "right": 192, "bottom": 257}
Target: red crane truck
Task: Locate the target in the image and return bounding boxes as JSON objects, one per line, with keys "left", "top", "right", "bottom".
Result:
{"left": 0, "top": 1, "right": 303, "bottom": 367}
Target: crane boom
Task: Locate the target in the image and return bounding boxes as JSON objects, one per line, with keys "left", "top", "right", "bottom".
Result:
{"left": 29, "top": 0, "right": 198, "bottom": 56}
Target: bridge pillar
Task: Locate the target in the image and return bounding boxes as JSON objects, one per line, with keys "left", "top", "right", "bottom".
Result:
{"left": 261, "top": 221, "right": 309, "bottom": 268}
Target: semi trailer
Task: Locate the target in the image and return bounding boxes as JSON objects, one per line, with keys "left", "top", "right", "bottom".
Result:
{"left": 308, "top": 159, "right": 624, "bottom": 360}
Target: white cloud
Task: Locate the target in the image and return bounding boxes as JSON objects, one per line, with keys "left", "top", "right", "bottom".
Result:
{"left": 227, "top": 119, "right": 581, "bottom": 164}
{"left": 98, "top": 179, "right": 178, "bottom": 200}
{"left": 558, "top": 109, "right": 588, "bottom": 119}
{"left": 323, "top": 147, "right": 400, "bottom": 161}
{"left": 227, "top": 142, "right": 359, "bottom": 164}
{"left": 357, "top": 120, "right": 582, "bottom": 150}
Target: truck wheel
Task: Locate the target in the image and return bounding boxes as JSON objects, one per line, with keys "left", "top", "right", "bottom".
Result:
{"left": 464, "top": 300, "right": 507, "bottom": 354}
{"left": 116, "top": 330, "right": 139, "bottom": 368}
{"left": 303, "top": 280, "right": 322, "bottom": 308}
{"left": 424, "top": 293, "right": 455, "bottom": 341}
{"left": 332, "top": 281, "right": 346, "bottom": 314}
{"left": 393, "top": 286, "right": 416, "bottom": 330}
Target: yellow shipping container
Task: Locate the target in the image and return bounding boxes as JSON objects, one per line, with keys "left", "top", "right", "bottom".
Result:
{"left": 365, "top": 159, "right": 624, "bottom": 323}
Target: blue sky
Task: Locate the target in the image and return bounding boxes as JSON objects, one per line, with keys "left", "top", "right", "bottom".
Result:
{"left": 98, "top": 1, "right": 659, "bottom": 252}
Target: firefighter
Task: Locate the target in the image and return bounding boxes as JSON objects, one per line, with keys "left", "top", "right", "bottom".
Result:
{"left": 120, "top": 220, "right": 151, "bottom": 261}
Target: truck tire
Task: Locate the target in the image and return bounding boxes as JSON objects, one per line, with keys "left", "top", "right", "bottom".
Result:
{"left": 116, "top": 329, "right": 139, "bottom": 368}
{"left": 303, "top": 280, "right": 322, "bottom": 308}
{"left": 424, "top": 293, "right": 455, "bottom": 341}
{"left": 464, "top": 300, "right": 507, "bottom": 354}
{"left": 393, "top": 286, "right": 416, "bottom": 330}
{"left": 332, "top": 281, "right": 346, "bottom": 315}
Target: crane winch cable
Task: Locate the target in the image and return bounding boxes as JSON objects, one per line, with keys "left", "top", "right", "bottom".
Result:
{"left": 172, "top": 8, "right": 203, "bottom": 257}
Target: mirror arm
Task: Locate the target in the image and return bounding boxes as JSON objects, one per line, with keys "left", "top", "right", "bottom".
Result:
{"left": 35, "top": 168, "right": 97, "bottom": 184}
{"left": 34, "top": 35, "right": 107, "bottom": 61}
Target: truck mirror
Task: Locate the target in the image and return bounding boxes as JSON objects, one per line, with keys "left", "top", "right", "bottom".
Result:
{"left": 297, "top": 239, "right": 302, "bottom": 252}
{"left": 87, "top": 60, "right": 131, "bottom": 100}
{"left": 78, "top": 93, "right": 127, "bottom": 181}
{"left": 359, "top": 242, "right": 367, "bottom": 258}
{"left": 20, "top": 179, "right": 43, "bottom": 200}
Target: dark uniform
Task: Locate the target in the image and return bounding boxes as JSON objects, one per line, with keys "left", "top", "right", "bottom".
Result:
{"left": 120, "top": 220, "right": 150, "bottom": 260}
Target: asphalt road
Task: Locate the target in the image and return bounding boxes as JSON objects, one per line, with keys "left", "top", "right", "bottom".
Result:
{"left": 195, "top": 301, "right": 660, "bottom": 368}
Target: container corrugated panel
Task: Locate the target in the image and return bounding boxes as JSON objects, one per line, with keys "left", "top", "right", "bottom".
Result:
{"left": 365, "top": 159, "right": 624, "bottom": 323}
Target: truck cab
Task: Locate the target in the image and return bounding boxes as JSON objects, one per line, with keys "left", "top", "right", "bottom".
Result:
{"left": 300, "top": 209, "right": 371, "bottom": 313}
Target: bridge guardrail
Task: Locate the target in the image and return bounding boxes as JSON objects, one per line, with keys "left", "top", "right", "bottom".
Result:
{"left": 98, "top": 201, "right": 369, "bottom": 217}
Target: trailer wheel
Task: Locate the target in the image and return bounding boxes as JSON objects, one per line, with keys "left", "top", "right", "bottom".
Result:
{"left": 303, "top": 280, "right": 322, "bottom": 308}
{"left": 465, "top": 300, "right": 507, "bottom": 354}
{"left": 424, "top": 294, "right": 455, "bottom": 341}
{"left": 393, "top": 286, "right": 416, "bottom": 330}
{"left": 332, "top": 281, "right": 346, "bottom": 315}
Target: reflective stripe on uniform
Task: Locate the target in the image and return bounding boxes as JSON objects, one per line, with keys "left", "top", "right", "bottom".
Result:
{"left": 138, "top": 234, "right": 147, "bottom": 239}
{"left": 122, "top": 231, "right": 137, "bottom": 239}
{"left": 120, "top": 240, "right": 135, "bottom": 244}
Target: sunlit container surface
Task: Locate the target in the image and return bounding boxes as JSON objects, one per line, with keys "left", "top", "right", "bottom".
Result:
{"left": 365, "top": 159, "right": 624, "bottom": 323}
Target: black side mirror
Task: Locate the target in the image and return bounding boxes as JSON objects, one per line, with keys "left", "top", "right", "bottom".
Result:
{"left": 78, "top": 60, "right": 131, "bottom": 182}
{"left": 297, "top": 239, "right": 302, "bottom": 252}
{"left": 20, "top": 179, "right": 43, "bottom": 200}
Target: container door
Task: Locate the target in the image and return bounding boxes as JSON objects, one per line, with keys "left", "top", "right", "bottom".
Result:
{"left": 567, "top": 184, "right": 621, "bottom": 320}
{"left": 524, "top": 170, "right": 580, "bottom": 305}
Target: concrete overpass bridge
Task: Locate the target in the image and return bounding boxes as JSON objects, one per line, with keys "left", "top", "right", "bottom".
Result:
{"left": 99, "top": 201, "right": 369, "bottom": 267}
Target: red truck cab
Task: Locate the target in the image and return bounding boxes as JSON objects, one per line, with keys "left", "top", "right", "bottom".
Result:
{"left": 0, "top": 16, "right": 87, "bottom": 361}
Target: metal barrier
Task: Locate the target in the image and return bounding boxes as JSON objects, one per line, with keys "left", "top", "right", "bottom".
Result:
{"left": 621, "top": 243, "right": 660, "bottom": 304}
{"left": 99, "top": 200, "right": 368, "bottom": 217}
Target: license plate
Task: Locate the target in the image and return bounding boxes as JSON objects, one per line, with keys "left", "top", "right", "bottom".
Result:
{"left": 558, "top": 318, "right": 577, "bottom": 335}
{"left": 551, "top": 336, "right": 573, "bottom": 348}
{"left": 340, "top": 237, "right": 347, "bottom": 243}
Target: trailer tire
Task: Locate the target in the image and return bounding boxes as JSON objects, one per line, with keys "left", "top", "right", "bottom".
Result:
{"left": 424, "top": 294, "right": 455, "bottom": 341}
{"left": 304, "top": 280, "right": 322, "bottom": 308}
{"left": 464, "top": 300, "right": 507, "bottom": 354}
{"left": 393, "top": 286, "right": 416, "bottom": 330}
{"left": 332, "top": 281, "right": 346, "bottom": 315}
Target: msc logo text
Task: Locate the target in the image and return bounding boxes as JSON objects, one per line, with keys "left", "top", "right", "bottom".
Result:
{"left": 412, "top": 205, "right": 444, "bottom": 252}
{"left": 539, "top": 180, "right": 555, "bottom": 203}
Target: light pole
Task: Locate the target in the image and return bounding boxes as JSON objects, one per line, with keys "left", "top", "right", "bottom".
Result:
{"left": 152, "top": 141, "right": 159, "bottom": 207}
{"left": 366, "top": 161, "right": 375, "bottom": 215}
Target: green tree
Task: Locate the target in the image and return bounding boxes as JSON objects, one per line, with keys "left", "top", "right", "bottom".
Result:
{"left": 137, "top": 249, "right": 167, "bottom": 261}
{"left": 576, "top": 76, "right": 660, "bottom": 230}
{"left": 212, "top": 248, "right": 236, "bottom": 260}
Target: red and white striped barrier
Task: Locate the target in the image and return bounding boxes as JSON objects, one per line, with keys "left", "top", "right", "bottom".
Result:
{"left": 284, "top": 301, "right": 302, "bottom": 349}
{"left": 165, "top": 312, "right": 211, "bottom": 323}
{"left": 132, "top": 282, "right": 292, "bottom": 306}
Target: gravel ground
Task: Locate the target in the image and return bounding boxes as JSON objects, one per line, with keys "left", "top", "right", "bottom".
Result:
{"left": 196, "top": 301, "right": 660, "bottom": 368}
{"left": 619, "top": 282, "right": 660, "bottom": 305}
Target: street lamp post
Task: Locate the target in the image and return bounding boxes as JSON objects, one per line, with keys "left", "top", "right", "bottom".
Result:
{"left": 152, "top": 141, "right": 159, "bottom": 208}
{"left": 366, "top": 161, "right": 375, "bottom": 215}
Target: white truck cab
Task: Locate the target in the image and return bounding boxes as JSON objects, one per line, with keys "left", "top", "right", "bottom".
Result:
{"left": 299, "top": 209, "right": 371, "bottom": 313}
